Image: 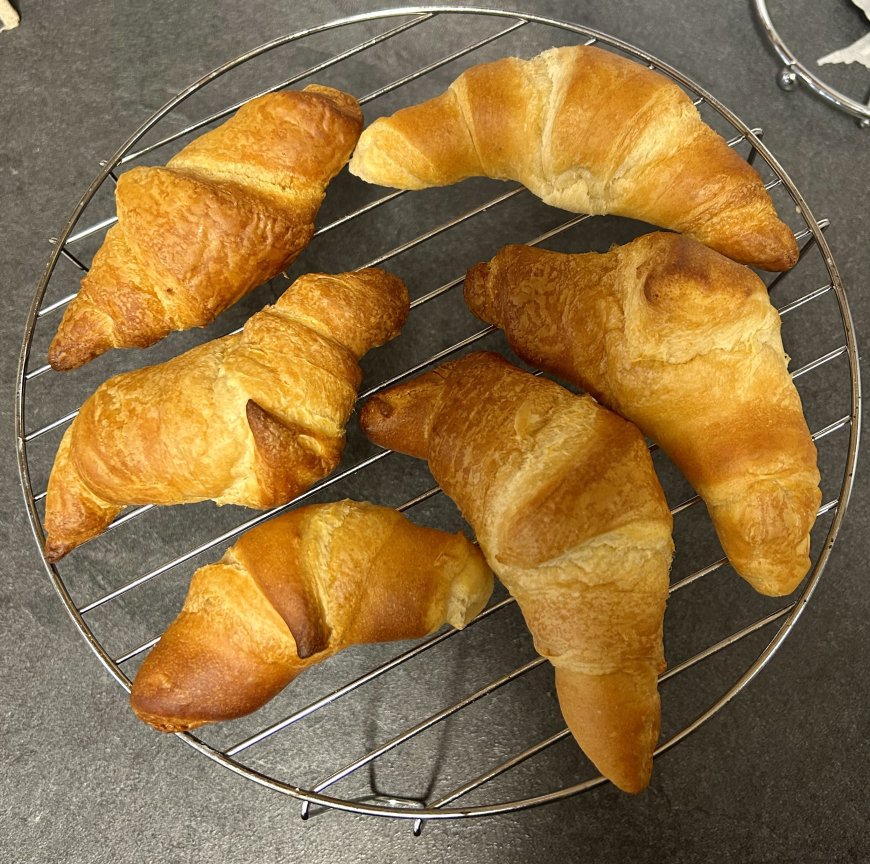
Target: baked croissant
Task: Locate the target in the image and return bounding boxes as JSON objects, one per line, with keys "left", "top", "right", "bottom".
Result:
{"left": 43, "top": 269, "right": 409, "bottom": 562}
{"left": 130, "top": 500, "right": 494, "bottom": 733}
{"left": 49, "top": 86, "right": 364, "bottom": 370}
{"left": 464, "top": 233, "right": 821, "bottom": 596}
{"left": 349, "top": 45, "right": 797, "bottom": 271}
{"left": 360, "top": 352, "right": 674, "bottom": 794}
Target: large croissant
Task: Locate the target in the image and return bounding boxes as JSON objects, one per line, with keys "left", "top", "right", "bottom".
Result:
{"left": 465, "top": 234, "right": 821, "bottom": 596}
{"left": 360, "top": 352, "right": 674, "bottom": 794}
{"left": 130, "top": 500, "right": 494, "bottom": 733}
{"left": 349, "top": 45, "right": 797, "bottom": 271}
{"left": 49, "top": 86, "right": 363, "bottom": 370}
{"left": 43, "top": 269, "right": 409, "bottom": 561}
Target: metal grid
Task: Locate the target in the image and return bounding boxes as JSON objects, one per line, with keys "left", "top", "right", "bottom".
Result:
{"left": 15, "top": 7, "right": 862, "bottom": 828}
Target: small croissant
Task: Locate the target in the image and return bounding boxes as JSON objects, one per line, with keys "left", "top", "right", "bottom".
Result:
{"left": 130, "top": 500, "right": 494, "bottom": 733}
{"left": 49, "top": 86, "right": 363, "bottom": 370}
{"left": 360, "top": 352, "right": 674, "bottom": 793}
{"left": 43, "top": 269, "right": 409, "bottom": 561}
{"left": 349, "top": 45, "right": 797, "bottom": 271}
{"left": 464, "top": 234, "right": 821, "bottom": 595}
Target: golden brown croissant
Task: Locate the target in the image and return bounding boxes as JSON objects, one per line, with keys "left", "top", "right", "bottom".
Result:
{"left": 349, "top": 45, "right": 797, "bottom": 271}
{"left": 360, "top": 352, "right": 674, "bottom": 794}
{"left": 49, "top": 86, "right": 363, "bottom": 370}
{"left": 130, "top": 499, "right": 494, "bottom": 733}
{"left": 464, "top": 233, "right": 821, "bottom": 596}
{"left": 43, "top": 269, "right": 409, "bottom": 562}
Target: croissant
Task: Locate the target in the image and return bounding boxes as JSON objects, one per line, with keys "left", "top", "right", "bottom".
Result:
{"left": 360, "top": 352, "right": 674, "bottom": 794}
{"left": 130, "top": 499, "right": 494, "bottom": 733}
{"left": 49, "top": 86, "right": 363, "bottom": 370}
{"left": 464, "top": 233, "right": 821, "bottom": 596}
{"left": 349, "top": 45, "right": 797, "bottom": 271}
{"left": 43, "top": 269, "right": 409, "bottom": 562}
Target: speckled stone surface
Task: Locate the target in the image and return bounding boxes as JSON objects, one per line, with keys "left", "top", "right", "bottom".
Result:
{"left": 1, "top": 1, "right": 868, "bottom": 861}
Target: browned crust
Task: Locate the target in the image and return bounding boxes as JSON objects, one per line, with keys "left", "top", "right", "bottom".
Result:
{"left": 358, "top": 353, "right": 672, "bottom": 793}
{"left": 350, "top": 45, "right": 797, "bottom": 271}
{"left": 275, "top": 270, "right": 410, "bottom": 358}
{"left": 231, "top": 509, "right": 331, "bottom": 659}
{"left": 246, "top": 399, "right": 341, "bottom": 509}
{"left": 499, "top": 407, "right": 670, "bottom": 568}
{"left": 128, "top": 563, "right": 300, "bottom": 732}
{"left": 49, "top": 86, "right": 363, "bottom": 370}
{"left": 43, "top": 428, "right": 122, "bottom": 563}
{"left": 464, "top": 234, "right": 820, "bottom": 594}
{"left": 555, "top": 666, "right": 661, "bottom": 794}
{"left": 129, "top": 501, "right": 493, "bottom": 733}
{"left": 43, "top": 270, "right": 409, "bottom": 560}
{"left": 359, "top": 366, "right": 449, "bottom": 459}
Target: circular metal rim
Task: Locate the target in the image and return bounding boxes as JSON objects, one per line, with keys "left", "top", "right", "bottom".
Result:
{"left": 15, "top": 5, "right": 862, "bottom": 822}
{"left": 753, "top": 0, "right": 870, "bottom": 124}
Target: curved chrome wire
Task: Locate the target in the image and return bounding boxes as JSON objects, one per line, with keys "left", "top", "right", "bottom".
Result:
{"left": 753, "top": 0, "right": 870, "bottom": 126}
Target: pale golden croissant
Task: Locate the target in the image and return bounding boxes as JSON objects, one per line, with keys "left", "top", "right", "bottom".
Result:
{"left": 464, "top": 234, "right": 821, "bottom": 596}
{"left": 360, "top": 352, "right": 674, "bottom": 794}
{"left": 130, "top": 500, "right": 494, "bottom": 733}
{"left": 349, "top": 45, "right": 797, "bottom": 271}
{"left": 43, "top": 269, "right": 409, "bottom": 562}
{"left": 49, "top": 86, "right": 364, "bottom": 370}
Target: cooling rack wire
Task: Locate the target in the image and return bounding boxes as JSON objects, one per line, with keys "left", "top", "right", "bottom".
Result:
{"left": 15, "top": 7, "right": 861, "bottom": 830}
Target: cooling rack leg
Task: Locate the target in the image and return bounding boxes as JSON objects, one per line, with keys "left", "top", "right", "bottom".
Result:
{"left": 777, "top": 66, "right": 798, "bottom": 92}
{"left": 747, "top": 128, "right": 764, "bottom": 166}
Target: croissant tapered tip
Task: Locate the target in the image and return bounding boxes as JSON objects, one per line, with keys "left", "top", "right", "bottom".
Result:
{"left": 709, "top": 222, "right": 799, "bottom": 273}
{"left": 463, "top": 261, "right": 499, "bottom": 324}
{"left": 361, "top": 354, "right": 520, "bottom": 457}
{"left": 359, "top": 395, "right": 406, "bottom": 454}
{"left": 359, "top": 393, "right": 394, "bottom": 424}
{"left": 128, "top": 700, "right": 206, "bottom": 735}
{"left": 46, "top": 347, "right": 77, "bottom": 372}
{"left": 44, "top": 537, "right": 72, "bottom": 564}
{"left": 129, "top": 571, "right": 302, "bottom": 734}
{"left": 348, "top": 121, "right": 434, "bottom": 190}
{"left": 359, "top": 374, "right": 446, "bottom": 460}
{"left": 48, "top": 326, "right": 110, "bottom": 372}
{"left": 717, "top": 536, "right": 813, "bottom": 598}
{"left": 555, "top": 666, "right": 661, "bottom": 794}
{"left": 768, "top": 231, "right": 800, "bottom": 273}
{"left": 300, "top": 83, "right": 364, "bottom": 125}
{"left": 709, "top": 477, "right": 820, "bottom": 596}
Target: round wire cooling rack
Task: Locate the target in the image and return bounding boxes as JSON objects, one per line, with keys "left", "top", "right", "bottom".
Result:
{"left": 753, "top": 0, "right": 870, "bottom": 126}
{"left": 15, "top": 6, "right": 862, "bottom": 829}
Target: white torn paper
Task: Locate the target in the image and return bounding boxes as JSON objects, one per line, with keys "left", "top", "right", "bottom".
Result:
{"left": 818, "top": 32, "right": 870, "bottom": 69}
{"left": 818, "top": 0, "right": 870, "bottom": 69}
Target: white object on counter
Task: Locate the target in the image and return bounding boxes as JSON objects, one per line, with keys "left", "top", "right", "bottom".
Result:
{"left": 818, "top": 0, "right": 870, "bottom": 70}
{"left": 0, "top": 0, "right": 19, "bottom": 31}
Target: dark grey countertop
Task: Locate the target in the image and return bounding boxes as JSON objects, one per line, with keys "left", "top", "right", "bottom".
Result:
{"left": 2, "top": 1, "right": 868, "bottom": 861}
